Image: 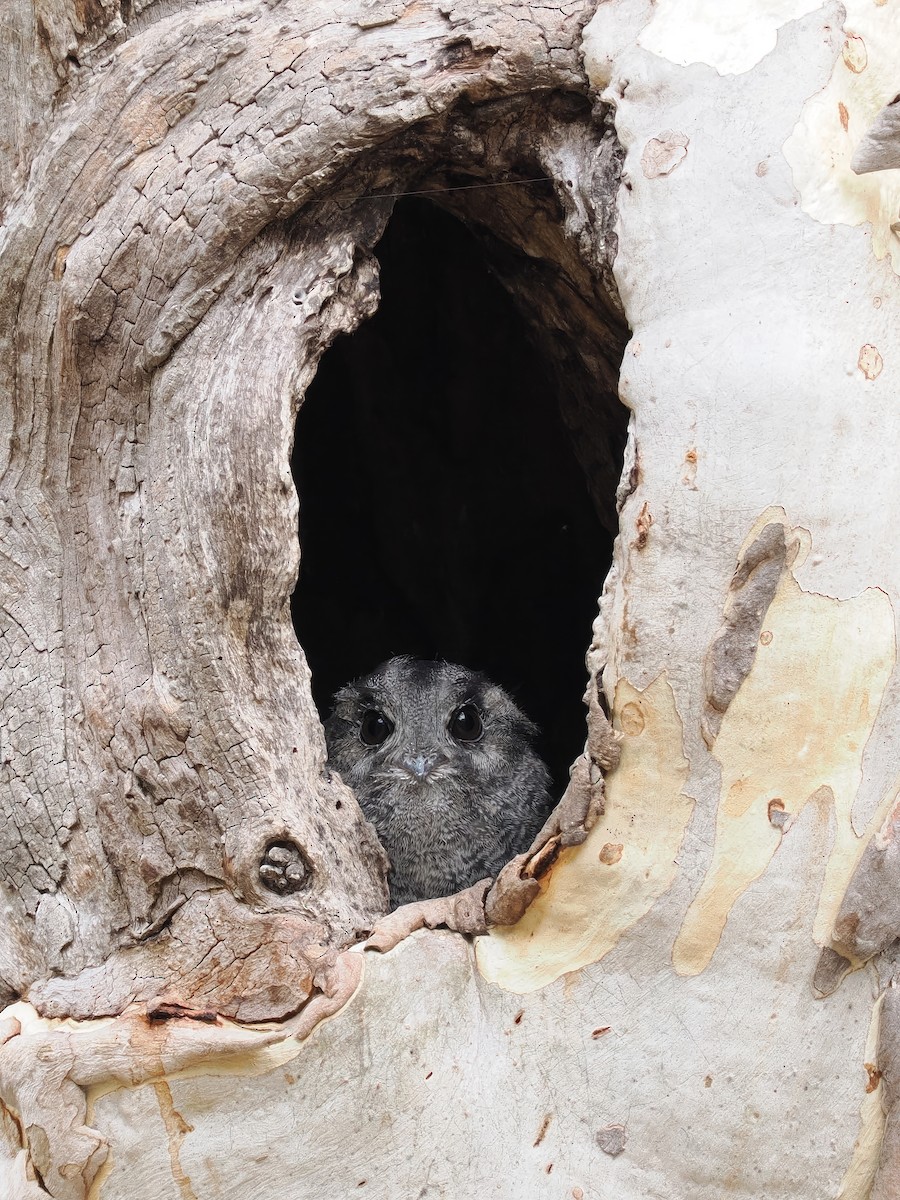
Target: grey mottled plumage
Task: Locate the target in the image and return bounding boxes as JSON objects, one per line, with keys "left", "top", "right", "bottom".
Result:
{"left": 324, "top": 657, "right": 553, "bottom": 909}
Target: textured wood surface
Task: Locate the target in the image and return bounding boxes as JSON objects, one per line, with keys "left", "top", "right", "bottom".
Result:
{"left": 4, "top": 1, "right": 900, "bottom": 1197}
{"left": 0, "top": 0, "right": 620, "bottom": 1022}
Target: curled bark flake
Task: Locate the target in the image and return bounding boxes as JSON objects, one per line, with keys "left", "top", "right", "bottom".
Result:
{"left": 555, "top": 756, "right": 605, "bottom": 848}
{"left": 851, "top": 93, "right": 900, "bottom": 174}
{"left": 586, "top": 675, "right": 622, "bottom": 774}
{"left": 811, "top": 945, "right": 854, "bottom": 999}
{"left": 872, "top": 985, "right": 900, "bottom": 1199}
{"left": 701, "top": 522, "right": 786, "bottom": 747}
{"left": 289, "top": 951, "right": 363, "bottom": 1043}
{"left": 630, "top": 500, "right": 652, "bottom": 549}
{"left": 364, "top": 880, "right": 492, "bottom": 953}
{"left": 484, "top": 855, "right": 543, "bottom": 927}
{"left": 830, "top": 795, "right": 900, "bottom": 967}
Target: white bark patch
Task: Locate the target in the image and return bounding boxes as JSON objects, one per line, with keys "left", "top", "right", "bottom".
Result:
{"left": 72, "top": 927, "right": 882, "bottom": 1198}
{"left": 635, "top": 0, "right": 824, "bottom": 76}
{"left": 784, "top": 0, "right": 900, "bottom": 274}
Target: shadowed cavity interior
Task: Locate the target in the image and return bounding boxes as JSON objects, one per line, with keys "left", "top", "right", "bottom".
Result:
{"left": 292, "top": 196, "right": 626, "bottom": 790}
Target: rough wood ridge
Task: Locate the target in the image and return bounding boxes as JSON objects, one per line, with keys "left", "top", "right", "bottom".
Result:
{"left": 0, "top": 0, "right": 624, "bottom": 1023}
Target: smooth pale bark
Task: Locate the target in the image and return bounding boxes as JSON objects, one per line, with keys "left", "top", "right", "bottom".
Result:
{"left": 2, "top": 1, "right": 900, "bottom": 1198}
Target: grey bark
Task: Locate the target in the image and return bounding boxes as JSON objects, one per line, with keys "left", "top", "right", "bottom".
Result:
{"left": 0, "top": 0, "right": 622, "bottom": 1025}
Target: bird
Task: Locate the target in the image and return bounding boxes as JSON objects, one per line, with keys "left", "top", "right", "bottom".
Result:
{"left": 324, "top": 656, "right": 554, "bottom": 909}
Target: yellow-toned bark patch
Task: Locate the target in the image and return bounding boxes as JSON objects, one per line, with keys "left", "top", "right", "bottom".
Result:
{"left": 475, "top": 676, "right": 693, "bottom": 993}
{"left": 674, "top": 574, "right": 895, "bottom": 976}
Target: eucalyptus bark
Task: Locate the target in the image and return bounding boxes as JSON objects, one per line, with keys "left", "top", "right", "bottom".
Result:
{"left": 3, "top": 1, "right": 900, "bottom": 1198}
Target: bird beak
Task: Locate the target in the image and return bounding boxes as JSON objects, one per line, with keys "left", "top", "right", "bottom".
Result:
{"left": 400, "top": 752, "right": 446, "bottom": 780}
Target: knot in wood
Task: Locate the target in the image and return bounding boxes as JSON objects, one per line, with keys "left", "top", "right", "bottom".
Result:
{"left": 259, "top": 840, "right": 311, "bottom": 894}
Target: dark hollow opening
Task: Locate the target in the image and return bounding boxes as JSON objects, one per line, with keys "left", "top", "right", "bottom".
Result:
{"left": 292, "top": 197, "right": 626, "bottom": 790}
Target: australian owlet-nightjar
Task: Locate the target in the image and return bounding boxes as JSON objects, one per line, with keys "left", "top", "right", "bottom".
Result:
{"left": 324, "top": 656, "right": 554, "bottom": 909}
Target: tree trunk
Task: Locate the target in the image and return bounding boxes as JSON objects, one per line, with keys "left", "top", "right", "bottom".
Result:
{"left": 2, "top": 1, "right": 899, "bottom": 1197}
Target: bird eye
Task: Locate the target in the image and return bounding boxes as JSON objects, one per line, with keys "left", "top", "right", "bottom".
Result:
{"left": 359, "top": 709, "right": 393, "bottom": 747}
{"left": 449, "top": 703, "right": 484, "bottom": 742}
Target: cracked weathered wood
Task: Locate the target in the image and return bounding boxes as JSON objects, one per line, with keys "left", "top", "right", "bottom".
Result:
{"left": 4, "top": 1, "right": 900, "bottom": 1198}
{"left": 0, "top": 0, "right": 622, "bottom": 1025}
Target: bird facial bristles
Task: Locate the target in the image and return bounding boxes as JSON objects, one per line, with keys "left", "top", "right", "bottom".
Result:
{"left": 325, "top": 657, "right": 553, "bottom": 909}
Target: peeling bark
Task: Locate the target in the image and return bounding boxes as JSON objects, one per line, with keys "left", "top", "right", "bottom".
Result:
{"left": 4, "top": 1, "right": 898, "bottom": 1197}
{"left": 852, "top": 94, "right": 900, "bottom": 174}
{"left": 873, "top": 984, "right": 900, "bottom": 1200}
{"left": 0, "top": 950, "right": 362, "bottom": 1200}
{"left": 831, "top": 793, "right": 900, "bottom": 967}
{"left": 701, "top": 521, "right": 787, "bottom": 747}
